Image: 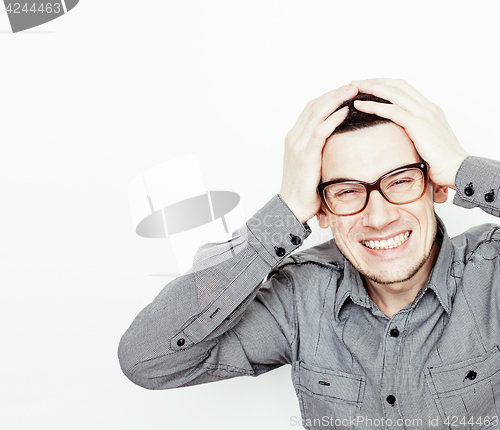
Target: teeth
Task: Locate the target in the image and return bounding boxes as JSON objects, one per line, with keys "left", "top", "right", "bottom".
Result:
{"left": 362, "top": 231, "right": 411, "bottom": 250}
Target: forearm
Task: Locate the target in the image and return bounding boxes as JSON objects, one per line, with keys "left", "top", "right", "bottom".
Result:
{"left": 118, "top": 195, "right": 310, "bottom": 389}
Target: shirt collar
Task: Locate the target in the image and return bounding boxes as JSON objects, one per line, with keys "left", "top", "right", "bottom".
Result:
{"left": 333, "top": 215, "right": 454, "bottom": 319}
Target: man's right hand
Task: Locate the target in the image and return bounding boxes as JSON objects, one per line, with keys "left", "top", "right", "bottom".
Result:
{"left": 279, "top": 84, "right": 358, "bottom": 224}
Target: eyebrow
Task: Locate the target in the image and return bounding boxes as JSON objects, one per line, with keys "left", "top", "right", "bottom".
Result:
{"left": 322, "top": 175, "right": 357, "bottom": 183}
{"left": 322, "top": 162, "right": 420, "bottom": 184}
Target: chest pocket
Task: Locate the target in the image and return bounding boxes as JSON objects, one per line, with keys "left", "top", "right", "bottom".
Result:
{"left": 425, "top": 346, "right": 500, "bottom": 428}
{"left": 295, "top": 362, "right": 366, "bottom": 428}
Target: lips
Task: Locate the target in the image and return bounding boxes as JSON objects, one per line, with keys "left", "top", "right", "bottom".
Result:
{"left": 362, "top": 231, "right": 411, "bottom": 250}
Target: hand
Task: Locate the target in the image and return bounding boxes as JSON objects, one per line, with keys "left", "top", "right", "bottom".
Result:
{"left": 350, "top": 78, "right": 468, "bottom": 190}
{"left": 279, "top": 85, "right": 358, "bottom": 223}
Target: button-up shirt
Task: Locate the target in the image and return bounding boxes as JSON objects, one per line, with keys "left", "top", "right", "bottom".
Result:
{"left": 119, "top": 156, "right": 500, "bottom": 429}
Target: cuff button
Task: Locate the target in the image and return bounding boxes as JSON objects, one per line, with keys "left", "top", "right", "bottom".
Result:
{"left": 465, "top": 370, "right": 477, "bottom": 380}
{"left": 464, "top": 183, "right": 475, "bottom": 197}
{"left": 177, "top": 338, "right": 186, "bottom": 347}
{"left": 485, "top": 190, "right": 495, "bottom": 203}
{"left": 289, "top": 234, "right": 302, "bottom": 246}
{"left": 274, "top": 246, "right": 286, "bottom": 257}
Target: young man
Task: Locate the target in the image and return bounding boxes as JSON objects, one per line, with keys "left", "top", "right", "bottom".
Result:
{"left": 119, "top": 79, "right": 500, "bottom": 429}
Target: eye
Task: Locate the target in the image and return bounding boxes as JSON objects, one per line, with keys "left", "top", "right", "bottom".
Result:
{"left": 337, "top": 189, "right": 357, "bottom": 195}
{"left": 390, "top": 178, "right": 413, "bottom": 187}
{"left": 384, "top": 170, "right": 421, "bottom": 189}
{"left": 325, "top": 182, "right": 365, "bottom": 201}
{"left": 334, "top": 188, "right": 363, "bottom": 199}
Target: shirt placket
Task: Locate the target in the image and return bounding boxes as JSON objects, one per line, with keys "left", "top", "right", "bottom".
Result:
{"left": 380, "top": 311, "right": 407, "bottom": 429}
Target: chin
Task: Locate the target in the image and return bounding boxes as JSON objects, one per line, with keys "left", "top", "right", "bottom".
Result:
{"left": 360, "top": 261, "right": 427, "bottom": 285}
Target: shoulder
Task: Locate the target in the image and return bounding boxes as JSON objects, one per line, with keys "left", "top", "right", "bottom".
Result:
{"left": 451, "top": 223, "right": 500, "bottom": 256}
{"left": 269, "top": 239, "right": 346, "bottom": 285}
{"left": 450, "top": 223, "right": 500, "bottom": 283}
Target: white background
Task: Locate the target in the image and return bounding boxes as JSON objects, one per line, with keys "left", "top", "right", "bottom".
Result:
{"left": 2, "top": 1, "right": 500, "bottom": 429}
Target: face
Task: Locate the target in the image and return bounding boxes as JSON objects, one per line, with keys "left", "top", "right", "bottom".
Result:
{"left": 317, "top": 122, "right": 448, "bottom": 290}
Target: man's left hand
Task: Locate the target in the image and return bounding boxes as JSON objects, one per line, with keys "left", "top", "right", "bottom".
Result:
{"left": 351, "top": 78, "right": 468, "bottom": 190}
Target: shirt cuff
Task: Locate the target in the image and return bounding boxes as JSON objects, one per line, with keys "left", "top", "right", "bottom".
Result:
{"left": 453, "top": 156, "right": 500, "bottom": 216}
{"left": 171, "top": 194, "right": 311, "bottom": 349}
{"left": 241, "top": 194, "right": 312, "bottom": 267}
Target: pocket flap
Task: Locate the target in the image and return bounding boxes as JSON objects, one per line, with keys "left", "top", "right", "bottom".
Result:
{"left": 297, "top": 362, "right": 365, "bottom": 404}
{"left": 426, "top": 346, "right": 500, "bottom": 396}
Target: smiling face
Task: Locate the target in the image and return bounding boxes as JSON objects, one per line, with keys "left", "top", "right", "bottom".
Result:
{"left": 317, "top": 122, "right": 448, "bottom": 292}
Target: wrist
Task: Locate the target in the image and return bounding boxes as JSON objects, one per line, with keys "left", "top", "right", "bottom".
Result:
{"left": 278, "top": 194, "right": 312, "bottom": 224}
{"left": 447, "top": 153, "right": 469, "bottom": 191}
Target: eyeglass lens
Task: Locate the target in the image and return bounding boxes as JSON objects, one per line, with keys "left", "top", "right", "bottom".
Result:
{"left": 324, "top": 168, "right": 425, "bottom": 215}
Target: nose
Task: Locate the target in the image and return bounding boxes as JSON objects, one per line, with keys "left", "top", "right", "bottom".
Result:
{"left": 362, "top": 190, "right": 400, "bottom": 229}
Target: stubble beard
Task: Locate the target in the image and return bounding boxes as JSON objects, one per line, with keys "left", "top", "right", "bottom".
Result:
{"left": 340, "top": 221, "right": 439, "bottom": 286}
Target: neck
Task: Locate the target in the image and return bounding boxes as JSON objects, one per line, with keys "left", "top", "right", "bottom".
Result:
{"left": 363, "top": 241, "right": 441, "bottom": 319}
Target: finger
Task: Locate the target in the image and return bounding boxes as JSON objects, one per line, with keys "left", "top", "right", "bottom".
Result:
{"left": 293, "top": 85, "right": 355, "bottom": 131}
{"left": 293, "top": 85, "right": 358, "bottom": 137}
{"left": 352, "top": 78, "right": 428, "bottom": 105}
{"left": 307, "top": 106, "right": 350, "bottom": 151}
{"left": 351, "top": 79, "right": 421, "bottom": 113}
{"left": 351, "top": 79, "right": 429, "bottom": 116}
{"left": 299, "top": 86, "right": 357, "bottom": 139}
{"left": 353, "top": 100, "right": 414, "bottom": 129}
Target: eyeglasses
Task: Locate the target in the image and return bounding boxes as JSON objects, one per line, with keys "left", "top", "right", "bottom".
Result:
{"left": 317, "top": 162, "right": 429, "bottom": 216}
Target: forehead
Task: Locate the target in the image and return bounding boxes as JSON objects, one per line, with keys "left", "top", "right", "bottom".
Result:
{"left": 322, "top": 122, "right": 420, "bottom": 183}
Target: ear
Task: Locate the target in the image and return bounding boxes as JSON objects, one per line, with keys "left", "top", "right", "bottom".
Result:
{"left": 316, "top": 206, "right": 330, "bottom": 229}
{"left": 433, "top": 183, "right": 449, "bottom": 204}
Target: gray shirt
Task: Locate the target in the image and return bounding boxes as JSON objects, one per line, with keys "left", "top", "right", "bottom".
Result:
{"left": 119, "top": 156, "right": 500, "bottom": 429}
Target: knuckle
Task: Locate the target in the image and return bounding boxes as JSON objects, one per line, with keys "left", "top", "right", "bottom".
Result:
{"left": 284, "top": 132, "right": 296, "bottom": 147}
{"left": 308, "top": 106, "right": 320, "bottom": 120}
{"left": 393, "top": 86, "right": 405, "bottom": 97}
{"left": 423, "top": 103, "right": 443, "bottom": 120}
{"left": 305, "top": 99, "right": 316, "bottom": 111}
{"left": 312, "top": 125, "right": 326, "bottom": 139}
{"left": 284, "top": 135, "right": 303, "bottom": 154}
{"left": 431, "top": 103, "right": 444, "bottom": 114}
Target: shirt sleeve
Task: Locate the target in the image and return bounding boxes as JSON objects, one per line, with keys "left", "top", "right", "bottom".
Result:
{"left": 453, "top": 156, "right": 500, "bottom": 216}
{"left": 118, "top": 194, "right": 311, "bottom": 389}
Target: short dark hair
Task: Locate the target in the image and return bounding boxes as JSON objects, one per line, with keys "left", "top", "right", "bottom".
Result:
{"left": 333, "top": 93, "right": 392, "bottom": 135}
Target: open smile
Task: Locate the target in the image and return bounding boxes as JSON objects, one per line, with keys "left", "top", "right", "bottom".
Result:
{"left": 361, "top": 231, "right": 411, "bottom": 250}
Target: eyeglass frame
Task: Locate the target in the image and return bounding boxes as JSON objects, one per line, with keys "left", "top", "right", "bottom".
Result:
{"left": 317, "top": 162, "right": 429, "bottom": 216}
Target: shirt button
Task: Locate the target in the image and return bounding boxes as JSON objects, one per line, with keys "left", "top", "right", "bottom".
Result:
{"left": 289, "top": 234, "right": 302, "bottom": 246}
{"left": 390, "top": 328, "right": 400, "bottom": 337}
{"left": 485, "top": 190, "right": 495, "bottom": 203}
{"left": 464, "top": 183, "right": 475, "bottom": 197}
{"left": 274, "top": 246, "right": 286, "bottom": 257}
{"left": 465, "top": 370, "right": 477, "bottom": 380}
{"left": 386, "top": 395, "right": 396, "bottom": 405}
{"left": 177, "top": 338, "right": 186, "bottom": 347}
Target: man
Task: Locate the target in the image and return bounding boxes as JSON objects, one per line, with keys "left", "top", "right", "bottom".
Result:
{"left": 119, "top": 79, "right": 500, "bottom": 429}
